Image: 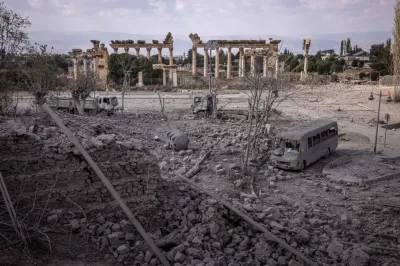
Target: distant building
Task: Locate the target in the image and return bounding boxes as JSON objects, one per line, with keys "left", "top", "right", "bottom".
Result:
{"left": 173, "top": 55, "right": 185, "bottom": 62}
{"left": 340, "top": 50, "right": 370, "bottom": 68}
{"left": 320, "top": 49, "right": 336, "bottom": 60}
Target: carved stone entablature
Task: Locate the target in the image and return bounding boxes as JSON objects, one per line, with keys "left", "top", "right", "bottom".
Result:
{"left": 164, "top": 32, "right": 173, "bottom": 44}
{"left": 126, "top": 40, "right": 134, "bottom": 44}
{"left": 189, "top": 33, "right": 202, "bottom": 46}
{"left": 152, "top": 40, "right": 159, "bottom": 44}
{"left": 302, "top": 38, "right": 311, "bottom": 51}
{"left": 137, "top": 40, "right": 146, "bottom": 44}
{"left": 72, "top": 49, "right": 82, "bottom": 53}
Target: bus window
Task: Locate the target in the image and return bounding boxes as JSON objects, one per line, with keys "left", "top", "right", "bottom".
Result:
{"left": 308, "top": 138, "right": 313, "bottom": 148}
{"left": 276, "top": 139, "right": 300, "bottom": 151}
{"left": 313, "top": 134, "right": 321, "bottom": 145}
{"left": 329, "top": 127, "right": 336, "bottom": 138}
{"left": 321, "top": 130, "right": 328, "bottom": 141}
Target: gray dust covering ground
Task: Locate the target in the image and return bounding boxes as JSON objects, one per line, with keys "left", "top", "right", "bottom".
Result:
{"left": 1, "top": 84, "right": 400, "bottom": 266}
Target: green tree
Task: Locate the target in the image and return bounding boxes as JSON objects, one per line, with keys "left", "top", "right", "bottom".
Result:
{"left": 346, "top": 38, "right": 352, "bottom": 54}
{"left": 340, "top": 40, "right": 344, "bottom": 56}
{"left": 370, "top": 41, "right": 393, "bottom": 75}
{"left": 108, "top": 53, "right": 162, "bottom": 85}
{"left": 393, "top": 0, "right": 400, "bottom": 75}
{"left": 351, "top": 59, "right": 359, "bottom": 68}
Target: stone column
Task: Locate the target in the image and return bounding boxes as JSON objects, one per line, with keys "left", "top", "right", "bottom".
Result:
{"left": 263, "top": 56, "right": 267, "bottom": 77}
{"left": 83, "top": 58, "right": 88, "bottom": 75}
{"left": 93, "top": 57, "right": 98, "bottom": 73}
{"left": 163, "top": 69, "right": 166, "bottom": 86}
{"left": 172, "top": 71, "right": 178, "bottom": 87}
{"left": 274, "top": 54, "right": 278, "bottom": 79}
{"left": 204, "top": 48, "right": 209, "bottom": 77}
{"left": 138, "top": 71, "right": 144, "bottom": 87}
{"left": 242, "top": 54, "right": 246, "bottom": 77}
{"left": 72, "top": 58, "right": 78, "bottom": 80}
{"left": 113, "top": 47, "right": 118, "bottom": 54}
{"left": 192, "top": 48, "right": 197, "bottom": 76}
{"left": 227, "top": 47, "right": 232, "bottom": 79}
{"left": 158, "top": 48, "right": 162, "bottom": 64}
{"left": 124, "top": 47, "right": 129, "bottom": 53}
{"left": 215, "top": 47, "right": 220, "bottom": 78}
{"left": 304, "top": 52, "right": 308, "bottom": 77}
{"left": 169, "top": 48, "right": 174, "bottom": 79}
{"left": 135, "top": 48, "right": 140, "bottom": 56}
{"left": 239, "top": 48, "right": 244, "bottom": 77}
{"left": 250, "top": 55, "right": 255, "bottom": 76}
{"left": 146, "top": 48, "right": 151, "bottom": 59}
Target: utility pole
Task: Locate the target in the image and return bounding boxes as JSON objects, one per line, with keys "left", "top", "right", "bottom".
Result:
{"left": 205, "top": 41, "right": 218, "bottom": 117}
{"left": 368, "top": 90, "right": 393, "bottom": 154}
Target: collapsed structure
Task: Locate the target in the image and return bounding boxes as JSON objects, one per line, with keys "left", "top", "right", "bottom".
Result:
{"left": 189, "top": 33, "right": 281, "bottom": 78}
{"left": 68, "top": 40, "right": 110, "bottom": 82}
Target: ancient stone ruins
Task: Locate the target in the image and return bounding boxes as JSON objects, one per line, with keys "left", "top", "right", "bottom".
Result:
{"left": 69, "top": 40, "right": 109, "bottom": 81}
{"left": 1, "top": 30, "right": 400, "bottom": 266}
{"left": 189, "top": 33, "right": 281, "bottom": 78}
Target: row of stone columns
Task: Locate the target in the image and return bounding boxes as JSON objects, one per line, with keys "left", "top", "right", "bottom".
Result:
{"left": 193, "top": 47, "right": 278, "bottom": 78}
{"left": 72, "top": 57, "right": 96, "bottom": 79}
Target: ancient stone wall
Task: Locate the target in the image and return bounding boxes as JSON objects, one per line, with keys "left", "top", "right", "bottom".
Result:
{"left": 0, "top": 123, "right": 163, "bottom": 211}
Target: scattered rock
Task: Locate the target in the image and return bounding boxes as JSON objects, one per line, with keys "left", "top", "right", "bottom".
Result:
{"left": 174, "top": 252, "right": 186, "bottom": 263}
{"left": 116, "top": 244, "right": 129, "bottom": 255}
{"left": 327, "top": 239, "right": 344, "bottom": 260}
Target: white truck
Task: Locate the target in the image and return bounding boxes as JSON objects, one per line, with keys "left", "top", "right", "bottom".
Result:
{"left": 47, "top": 95, "right": 119, "bottom": 114}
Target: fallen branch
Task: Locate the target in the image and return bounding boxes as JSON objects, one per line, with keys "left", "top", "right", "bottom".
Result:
{"left": 0, "top": 232, "right": 12, "bottom": 244}
{"left": 0, "top": 172, "right": 27, "bottom": 247}
{"left": 62, "top": 193, "right": 88, "bottom": 225}
{"left": 183, "top": 151, "right": 210, "bottom": 179}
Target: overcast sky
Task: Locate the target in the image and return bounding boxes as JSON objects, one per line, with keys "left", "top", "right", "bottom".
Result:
{"left": 4, "top": 0, "right": 397, "bottom": 36}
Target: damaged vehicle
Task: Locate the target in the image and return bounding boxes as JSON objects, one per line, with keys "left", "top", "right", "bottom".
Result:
{"left": 271, "top": 119, "right": 338, "bottom": 170}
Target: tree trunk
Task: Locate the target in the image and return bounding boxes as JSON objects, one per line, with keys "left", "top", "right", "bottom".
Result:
{"left": 35, "top": 96, "right": 51, "bottom": 125}
{"left": 72, "top": 95, "right": 85, "bottom": 115}
{"left": 122, "top": 90, "right": 125, "bottom": 114}
{"left": 212, "top": 93, "right": 217, "bottom": 118}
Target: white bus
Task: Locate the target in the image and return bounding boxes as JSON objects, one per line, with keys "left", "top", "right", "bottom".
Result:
{"left": 271, "top": 119, "right": 338, "bottom": 170}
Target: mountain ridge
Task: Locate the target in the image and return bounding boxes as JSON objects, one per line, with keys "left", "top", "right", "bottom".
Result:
{"left": 28, "top": 30, "right": 393, "bottom": 55}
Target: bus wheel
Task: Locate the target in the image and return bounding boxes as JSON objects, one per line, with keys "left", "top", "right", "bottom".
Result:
{"left": 325, "top": 148, "right": 331, "bottom": 158}
{"left": 301, "top": 161, "right": 306, "bottom": 171}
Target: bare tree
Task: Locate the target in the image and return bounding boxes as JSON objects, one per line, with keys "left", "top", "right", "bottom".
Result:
{"left": 69, "top": 69, "right": 100, "bottom": 115}
{"left": 19, "top": 44, "right": 62, "bottom": 110}
{"left": 0, "top": 2, "right": 30, "bottom": 66}
{"left": 115, "top": 53, "right": 136, "bottom": 113}
{"left": 241, "top": 52, "right": 293, "bottom": 173}
{"left": 0, "top": 2, "right": 30, "bottom": 114}
{"left": 157, "top": 92, "right": 166, "bottom": 119}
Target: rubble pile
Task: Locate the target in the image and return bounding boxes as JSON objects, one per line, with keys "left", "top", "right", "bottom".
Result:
{"left": 43, "top": 178, "right": 399, "bottom": 266}
{"left": 0, "top": 121, "right": 164, "bottom": 210}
